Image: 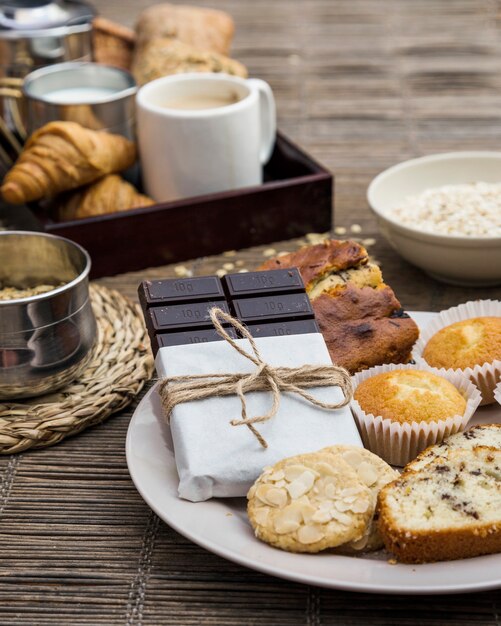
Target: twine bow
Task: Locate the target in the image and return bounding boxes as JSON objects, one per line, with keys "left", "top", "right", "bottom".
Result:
{"left": 158, "top": 307, "right": 353, "bottom": 448}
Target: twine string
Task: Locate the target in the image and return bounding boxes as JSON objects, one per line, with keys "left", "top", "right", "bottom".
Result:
{"left": 158, "top": 307, "right": 353, "bottom": 448}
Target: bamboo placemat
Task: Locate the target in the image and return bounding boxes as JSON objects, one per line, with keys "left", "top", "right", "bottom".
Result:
{"left": 0, "top": 284, "right": 153, "bottom": 454}
{"left": 1, "top": 0, "right": 501, "bottom": 624}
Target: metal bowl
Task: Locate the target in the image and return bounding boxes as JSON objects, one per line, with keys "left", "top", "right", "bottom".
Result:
{"left": 0, "top": 231, "right": 97, "bottom": 399}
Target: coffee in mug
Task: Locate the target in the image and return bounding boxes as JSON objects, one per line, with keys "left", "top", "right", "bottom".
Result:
{"left": 160, "top": 93, "right": 241, "bottom": 110}
{"left": 136, "top": 73, "right": 276, "bottom": 202}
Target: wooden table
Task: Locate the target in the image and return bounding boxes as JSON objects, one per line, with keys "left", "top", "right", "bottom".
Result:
{"left": 2, "top": 1, "right": 501, "bottom": 623}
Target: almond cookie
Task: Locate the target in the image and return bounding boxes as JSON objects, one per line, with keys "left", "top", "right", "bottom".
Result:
{"left": 247, "top": 452, "right": 372, "bottom": 553}
{"left": 321, "top": 445, "right": 399, "bottom": 551}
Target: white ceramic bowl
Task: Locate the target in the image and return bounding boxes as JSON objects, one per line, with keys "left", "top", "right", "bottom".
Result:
{"left": 367, "top": 152, "right": 501, "bottom": 286}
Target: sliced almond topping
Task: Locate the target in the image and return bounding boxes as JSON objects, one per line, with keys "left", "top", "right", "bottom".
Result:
{"left": 273, "top": 504, "right": 303, "bottom": 534}
{"left": 253, "top": 507, "right": 270, "bottom": 526}
{"left": 297, "top": 499, "right": 316, "bottom": 523}
{"left": 274, "top": 518, "right": 301, "bottom": 534}
{"left": 342, "top": 450, "right": 364, "bottom": 467}
{"left": 266, "top": 487, "right": 288, "bottom": 508}
{"left": 311, "top": 509, "right": 332, "bottom": 523}
{"left": 334, "top": 500, "right": 352, "bottom": 512}
{"left": 340, "top": 487, "right": 362, "bottom": 498}
{"left": 247, "top": 484, "right": 257, "bottom": 499}
{"left": 351, "top": 498, "right": 370, "bottom": 514}
{"left": 297, "top": 524, "right": 324, "bottom": 544}
{"left": 330, "top": 510, "right": 353, "bottom": 526}
{"left": 255, "top": 484, "right": 287, "bottom": 507}
{"left": 269, "top": 470, "right": 285, "bottom": 482}
{"left": 318, "top": 500, "right": 332, "bottom": 512}
{"left": 286, "top": 470, "right": 316, "bottom": 500}
{"left": 324, "top": 483, "right": 337, "bottom": 500}
{"left": 284, "top": 464, "right": 310, "bottom": 482}
{"left": 357, "top": 461, "right": 379, "bottom": 487}
{"left": 255, "top": 484, "right": 270, "bottom": 504}
{"left": 316, "top": 461, "right": 336, "bottom": 475}
{"left": 343, "top": 495, "right": 357, "bottom": 504}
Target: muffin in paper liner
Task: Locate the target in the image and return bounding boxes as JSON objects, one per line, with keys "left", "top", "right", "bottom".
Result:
{"left": 413, "top": 299, "right": 501, "bottom": 405}
{"left": 351, "top": 363, "right": 482, "bottom": 467}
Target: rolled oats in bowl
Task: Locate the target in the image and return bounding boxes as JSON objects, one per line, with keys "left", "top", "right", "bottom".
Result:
{"left": 387, "top": 182, "right": 501, "bottom": 237}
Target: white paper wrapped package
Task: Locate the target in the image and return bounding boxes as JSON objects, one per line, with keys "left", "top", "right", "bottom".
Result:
{"left": 155, "top": 332, "right": 362, "bottom": 502}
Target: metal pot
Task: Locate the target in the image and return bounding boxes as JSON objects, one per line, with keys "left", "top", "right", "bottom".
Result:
{"left": 0, "top": 0, "right": 96, "bottom": 134}
{"left": 0, "top": 231, "right": 97, "bottom": 399}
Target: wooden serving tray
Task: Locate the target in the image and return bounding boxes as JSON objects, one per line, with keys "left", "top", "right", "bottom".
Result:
{"left": 36, "top": 132, "right": 333, "bottom": 278}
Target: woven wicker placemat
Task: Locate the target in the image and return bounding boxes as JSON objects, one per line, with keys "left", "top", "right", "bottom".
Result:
{"left": 0, "top": 284, "right": 154, "bottom": 454}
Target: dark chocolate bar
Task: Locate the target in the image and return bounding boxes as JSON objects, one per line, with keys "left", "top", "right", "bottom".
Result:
{"left": 153, "top": 327, "right": 237, "bottom": 351}
{"left": 231, "top": 293, "right": 313, "bottom": 323}
{"left": 138, "top": 268, "right": 319, "bottom": 356}
{"left": 223, "top": 268, "right": 304, "bottom": 298}
{"left": 148, "top": 300, "right": 230, "bottom": 331}
{"left": 139, "top": 276, "right": 224, "bottom": 308}
{"left": 244, "top": 319, "right": 319, "bottom": 338}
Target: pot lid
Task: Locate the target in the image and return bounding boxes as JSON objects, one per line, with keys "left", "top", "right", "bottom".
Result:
{"left": 0, "top": 0, "right": 95, "bottom": 31}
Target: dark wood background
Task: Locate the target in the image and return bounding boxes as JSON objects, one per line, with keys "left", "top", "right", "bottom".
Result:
{"left": 1, "top": 1, "right": 501, "bottom": 624}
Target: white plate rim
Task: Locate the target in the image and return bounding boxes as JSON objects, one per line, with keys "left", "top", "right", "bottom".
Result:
{"left": 126, "top": 311, "right": 501, "bottom": 594}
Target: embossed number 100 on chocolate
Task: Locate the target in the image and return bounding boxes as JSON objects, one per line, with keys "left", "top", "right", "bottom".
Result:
{"left": 138, "top": 269, "right": 319, "bottom": 356}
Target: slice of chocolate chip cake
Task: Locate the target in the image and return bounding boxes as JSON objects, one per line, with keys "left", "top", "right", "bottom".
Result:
{"left": 405, "top": 424, "right": 501, "bottom": 473}
{"left": 378, "top": 446, "right": 501, "bottom": 563}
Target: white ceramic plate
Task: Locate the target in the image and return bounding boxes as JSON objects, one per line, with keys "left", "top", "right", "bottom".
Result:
{"left": 126, "top": 312, "right": 501, "bottom": 594}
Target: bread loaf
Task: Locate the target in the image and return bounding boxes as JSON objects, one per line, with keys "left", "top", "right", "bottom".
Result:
{"left": 135, "top": 3, "right": 235, "bottom": 54}
{"left": 132, "top": 38, "right": 247, "bottom": 87}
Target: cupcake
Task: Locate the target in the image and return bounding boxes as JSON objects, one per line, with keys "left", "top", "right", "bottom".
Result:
{"left": 414, "top": 300, "right": 501, "bottom": 404}
{"left": 351, "top": 363, "right": 481, "bottom": 466}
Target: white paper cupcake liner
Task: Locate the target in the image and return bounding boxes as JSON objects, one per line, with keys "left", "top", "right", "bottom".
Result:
{"left": 413, "top": 299, "right": 501, "bottom": 405}
{"left": 495, "top": 381, "right": 501, "bottom": 407}
{"left": 351, "top": 362, "right": 482, "bottom": 467}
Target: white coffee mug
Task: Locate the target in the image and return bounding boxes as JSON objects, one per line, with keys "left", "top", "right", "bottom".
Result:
{"left": 136, "top": 73, "right": 276, "bottom": 202}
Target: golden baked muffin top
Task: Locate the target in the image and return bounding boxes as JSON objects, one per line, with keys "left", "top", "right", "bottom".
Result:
{"left": 354, "top": 370, "right": 466, "bottom": 424}
{"left": 422, "top": 317, "right": 501, "bottom": 370}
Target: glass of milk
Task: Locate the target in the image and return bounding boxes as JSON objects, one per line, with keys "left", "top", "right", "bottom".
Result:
{"left": 22, "top": 61, "right": 137, "bottom": 139}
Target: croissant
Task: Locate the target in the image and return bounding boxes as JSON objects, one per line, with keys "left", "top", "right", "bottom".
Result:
{"left": 57, "top": 174, "right": 155, "bottom": 221}
{"left": 1, "top": 121, "right": 136, "bottom": 204}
